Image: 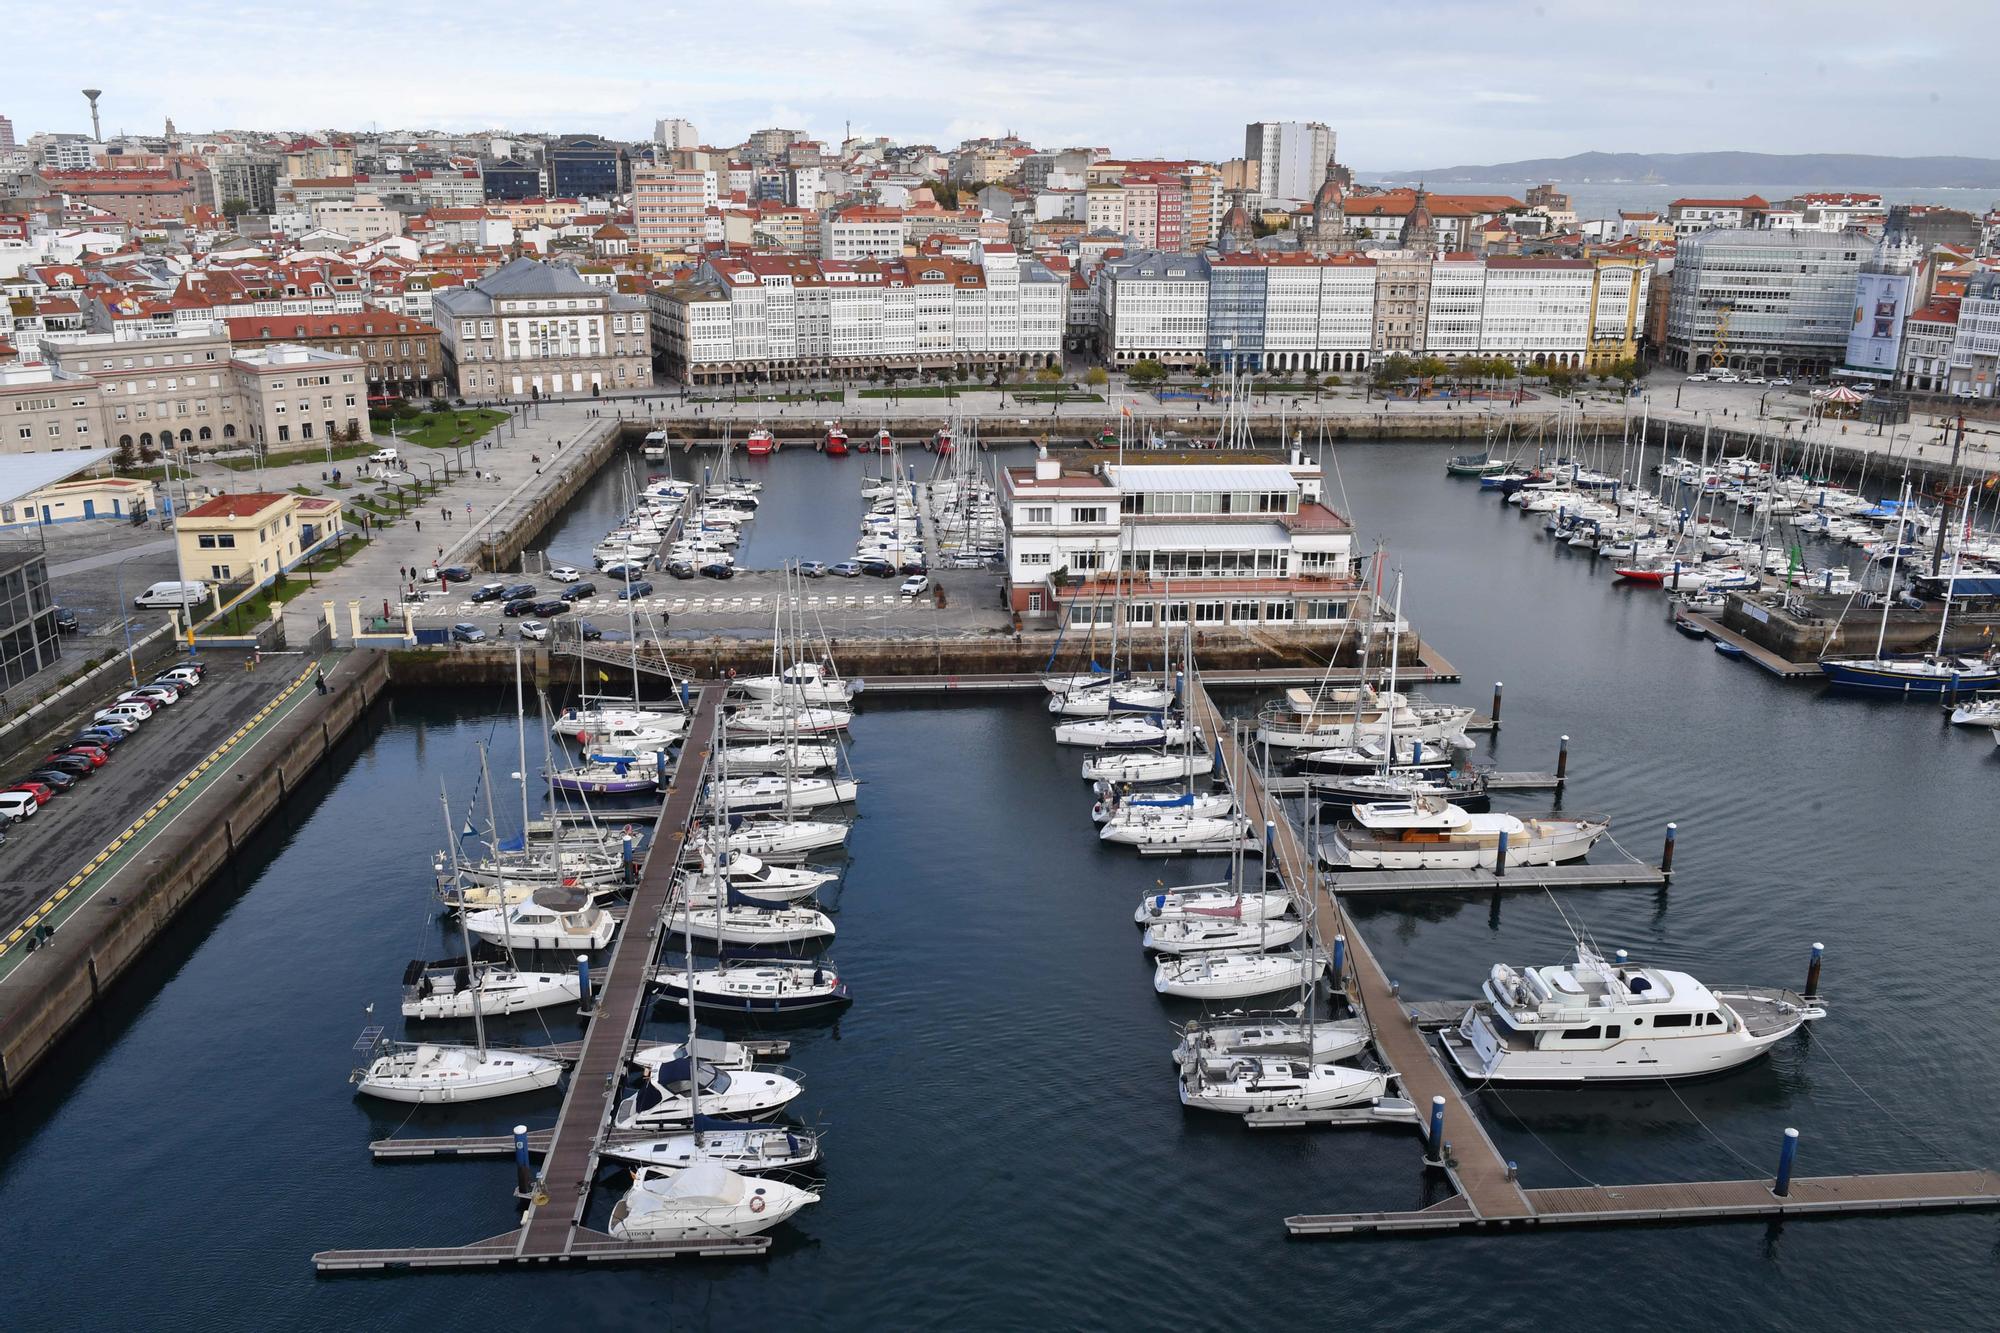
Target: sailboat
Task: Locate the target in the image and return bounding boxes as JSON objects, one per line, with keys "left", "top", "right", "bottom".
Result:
{"left": 1819, "top": 489, "right": 2000, "bottom": 694}
{"left": 353, "top": 787, "right": 566, "bottom": 1103}
{"left": 606, "top": 845, "right": 820, "bottom": 1241}
{"left": 1134, "top": 884, "right": 1292, "bottom": 925}
{"left": 1151, "top": 818, "right": 1326, "bottom": 998}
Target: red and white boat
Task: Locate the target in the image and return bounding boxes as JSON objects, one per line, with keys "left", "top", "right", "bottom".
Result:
{"left": 745, "top": 429, "right": 776, "bottom": 457}
{"left": 823, "top": 426, "right": 848, "bottom": 456}
{"left": 932, "top": 428, "right": 954, "bottom": 455}
{"left": 1612, "top": 563, "right": 1669, "bottom": 584}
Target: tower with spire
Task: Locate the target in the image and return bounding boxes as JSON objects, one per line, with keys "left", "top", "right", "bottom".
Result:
{"left": 1400, "top": 183, "right": 1437, "bottom": 255}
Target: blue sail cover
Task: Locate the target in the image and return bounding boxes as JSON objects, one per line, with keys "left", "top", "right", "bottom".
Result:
{"left": 1130, "top": 791, "right": 1194, "bottom": 809}
{"left": 498, "top": 834, "right": 526, "bottom": 853}
{"left": 724, "top": 883, "right": 765, "bottom": 909}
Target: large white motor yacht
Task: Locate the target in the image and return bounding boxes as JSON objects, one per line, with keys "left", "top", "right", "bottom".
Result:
{"left": 1439, "top": 946, "right": 1825, "bottom": 1083}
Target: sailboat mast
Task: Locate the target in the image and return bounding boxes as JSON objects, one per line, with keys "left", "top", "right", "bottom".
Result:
{"left": 477, "top": 743, "right": 518, "bottom": 962}
{"left": 1935, "top": 489, "right": 1972, "bottom": 660}
{"left": 1381, "top": 572, "right": 1404, "bottom": 775}
{"left": 443, "top": 783, "right": 489, "bottom": 1056}
{"left": 1874, "top": 482, "right": 1911, "bottom": 662}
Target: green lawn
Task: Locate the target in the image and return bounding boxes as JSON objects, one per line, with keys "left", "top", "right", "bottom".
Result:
{"left": 367, "top": 408, "right": 509, "bottom": 451}
{"left": 692, "top": 392, "right": 829, "bottom": 404}
{"left": 1006, "top": 390, "right": 1104, "bottom": 403}
{"left": 857, "top": 386, "right": 961, "bottom": 399}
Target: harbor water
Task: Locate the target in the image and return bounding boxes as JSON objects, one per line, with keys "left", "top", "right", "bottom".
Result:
{"left": 1, "top": 442, "right": 1994, "bottom": 1329}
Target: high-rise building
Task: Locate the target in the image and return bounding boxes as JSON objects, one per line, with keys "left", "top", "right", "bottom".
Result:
{"left": 654, "top": 118, "right": 699, "bottom": 151}
{"left": 1243, "top": 121, "right": 1335, "bottom": 204}
{"left": 1665, "top": 229, "right": 1865, "bottom": 377}
{"left": 0, "top": 115, "right": 16, "bottom": 153}
{"left": 631, "top": 165, "right": 709, "bottom": 253}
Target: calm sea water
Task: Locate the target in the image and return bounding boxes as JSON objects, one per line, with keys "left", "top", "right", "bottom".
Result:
{"left": 1, "top": 442, "right": 1993, "bottom": 1330}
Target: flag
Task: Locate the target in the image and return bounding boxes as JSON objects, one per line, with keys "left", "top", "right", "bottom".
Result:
{"left": 1120, "top": 405, "right": 1131, "bottom": 417}
{"left": 597, "top": 669, "right": 610, "bottom": 682}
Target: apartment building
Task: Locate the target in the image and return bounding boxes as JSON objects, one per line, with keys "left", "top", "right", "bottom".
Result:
{"left": 1901, "top": 299, "right": 1959, "bottom": 393}
{"left": 1947, "top": 272, "right": 2000, "bottom": 399}
{"left": 0, "top": 362, "right": 103, "bottom": 454}
{"left": 820, "top": 207, "right": 907, "bottom": 261}
{"left": 1099, "top": 251, "right": 1211, "bottom": 366}
{"left": 430, "top": 257, "right": 651, "bottom": 398}
{"left": 226, "top": 310, "right": 441, "bottom": 401}
{"left": 651, "top": 245, "right": 1066, "bottom": 384}
{"left": 38, "top": 169, "right": 194, "bottom": 224}
{"left": 1243, "top": 122, "right": 1334, "bottom": 204}
{"left": 1001, "top": 450, "right": 1356, "bottom": 629}
{"left": 1667, "top": 196, "right": 1769, "bottom": 237}
{"left": 1479, "top": 258, "right": 1594, "bottom": 367}
{"left": 631, "top": 165, "right": 708, "bottom": 253}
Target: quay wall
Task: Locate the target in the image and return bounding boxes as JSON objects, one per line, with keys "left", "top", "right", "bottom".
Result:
{"left": 1723, "top": 593, "right": 2000, "bottom": 665}
{"left": 0, "top": 651, "right": 391, "bottom": 1098}
{"left": 476, "top": 417, "right": 622, "bottom": 572}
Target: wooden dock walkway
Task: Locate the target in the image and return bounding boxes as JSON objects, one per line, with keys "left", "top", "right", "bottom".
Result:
{"left": 313, "top": 687, "right": 751, "bottom": 1274}
{"left": 1286, "top": 1169, "right": 2000, "bottom": 1235}
{"left": 1683, "top": 612, "right": 1821, "bottom": 678}
{"left": 1321, "top": 862, "right": 1670, "bottom": 896}
{"left": 1187, "top": 679, "right": 1534, "bottom": 1223}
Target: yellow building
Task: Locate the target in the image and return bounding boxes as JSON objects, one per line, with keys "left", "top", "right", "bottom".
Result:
{"left": 176, "top": 490, "right": 345, "bottom": 587}
{"left": 9, "top": 477, "right": 154, "bottom": 531}
{"left": 1587, "top": 254, "right": 1654, "bottom": 370}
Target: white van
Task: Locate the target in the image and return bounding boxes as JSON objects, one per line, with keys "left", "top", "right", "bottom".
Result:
{"left": 135, "top": 581, "right": 210, "bottom": 608}
{"left": 0, "top": 791, "right": 39, "bottom": 821}
{"left": 369, "top": 447, "right": 402, "bottom": 465}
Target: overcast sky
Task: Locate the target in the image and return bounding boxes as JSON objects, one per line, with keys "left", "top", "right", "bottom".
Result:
{"left": 13, "top": 0, "right": 1983, "bottom": 169}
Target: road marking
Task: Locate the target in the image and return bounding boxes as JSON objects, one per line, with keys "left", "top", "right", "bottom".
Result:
{"left": 0, "top": 659, "right": 325, "bottom": 964}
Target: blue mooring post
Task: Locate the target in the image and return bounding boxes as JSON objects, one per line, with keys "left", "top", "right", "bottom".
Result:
{"left": 1332, "top": 933, "right": 1346, "bottom": 984}
{"left": 513, "top": 1124, "right": 532, "bottom": 1196}
{"left": 1775, "top": 1127, "right": 1800, "bottom": 1196}
{"left": 1494, "top": 828, "right": 1509, "bottom": 877}
{"left": 1174, "top": 670, "right": 1183, "bottom": 703}
{"left": 576, "top": 953, "right": 593, "bottom": 1013}
{"left": 1413, "top": 739, "right": 1424, "bottom": 766}
{"left": 1661, "top": 821, "right": 1678, "bottom": 876}
{"left": 1805, "top": 942, "right": 1824, "bottom": 999}
{"left": 1425, "top": 1095, "right": 1447, "bottom": 1165}
{"left": 1263, "top": 820, "right": 1275, "bottom": 865}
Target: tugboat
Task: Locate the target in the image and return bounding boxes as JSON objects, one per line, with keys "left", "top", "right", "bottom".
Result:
{"left": 823, "top": 426, "right": 849, "bottom": 456}
{"left": 745, "top": 428, "right": 776, "bottom": 457}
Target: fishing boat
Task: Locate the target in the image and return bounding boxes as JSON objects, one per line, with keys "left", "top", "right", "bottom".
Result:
{"left": 608, "top": 1162, "right": 818, "bottom": 1241}
{"left": 601, "top": 1119, "right": 822, "bottom": 1174}
{"left": 1438, "top": 944, "right": 1825, "bottom": 1084}
{"left": 1325, "top": 795, "right": 1607, "bottom": 870}
{"left": 641, "top": 431, "right": 669, "bottom": 461}
{"left": 745, "top": 428, "right": 776, "bottom": 457}
{"left": 462, "top": 895, "right": 618, "bottom": 950}
{"left": 1173, "top": 1015, "right": 1371, "bottom": 1066}
{"left": 1177, "top": 1054, "right": 1389, "bottom": 1115}
{"left": 1154, "top": 948, "right": 1328, "bottom": 1001}
{"left": 649, "top": 958, "right": 853, "bottom": 1014}
{"left": 823, "top": 426, "right": 849, "bottom": 456}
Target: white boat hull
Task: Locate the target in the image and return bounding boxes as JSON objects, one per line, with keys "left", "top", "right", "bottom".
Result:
{"left": 356, "top": 1046, "right": 563, "bottom": 1103}
{"left": 1154, "top": 951, "right": 1326, "bottom": 1000}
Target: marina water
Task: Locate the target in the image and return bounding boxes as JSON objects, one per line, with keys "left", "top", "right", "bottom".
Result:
{"left": 0, "top": 442, "right": 1993, "bottom": 1329}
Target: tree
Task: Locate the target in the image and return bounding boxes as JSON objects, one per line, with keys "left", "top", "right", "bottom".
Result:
{"left": 1373, "top": 353, "right": 1418, "bottom": 387}
{"left": 1127, "top": 359, "right": 1167, "bottom": 387}
{"left": 1545, "top": 366, "right": 1578, "bottom": 397}
{"left": 1084, "top": 366, "right": 1109, "bottom": 388}
{"left": 221, "top": 197, "right": 250, "bottom": 219}
{"left": 115, "top": 435, "right": 140, "bottom": 471}
{"left": 1036, "top": 365, "right": 1063, "bottom": 385}
{"left": 1413, "top": 355, "right": 1450, "bottom": 382}
{"left": 1607, "top": 356, "right": 1641, "bottom": 386}
{"left": 923, "top": 178, "right": 961, "bottom": 210}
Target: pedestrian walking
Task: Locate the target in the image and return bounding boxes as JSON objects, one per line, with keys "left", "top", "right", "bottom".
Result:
{"left": 315, "top": 670, "right": 328, "bottom": 695}
{"left": 414, "top": 518, "right": 421, "bottom": 532}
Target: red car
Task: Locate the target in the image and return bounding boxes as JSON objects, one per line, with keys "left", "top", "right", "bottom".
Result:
{"left": 6, "top": 780, "right": 55, "bottom": 804}
{"left": 47, "top": 745, "right": 108, "bottom": 768}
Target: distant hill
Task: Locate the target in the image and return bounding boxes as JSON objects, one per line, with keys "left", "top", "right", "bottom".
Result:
{"left": 1382, "top": 151, "right": 2000, "bottom": 190}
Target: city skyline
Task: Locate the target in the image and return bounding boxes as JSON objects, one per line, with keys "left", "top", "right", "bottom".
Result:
{"left": 12, "top": 0, "right": 1989, "bottom": 167}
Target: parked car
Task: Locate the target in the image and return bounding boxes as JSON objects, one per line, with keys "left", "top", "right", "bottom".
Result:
{"left": 0, "top": 790, "right": 39, "bottom": 821}
{"left": 559, "top": 581, "right": 597, "bottom": 601}
{"left": 471, "top": 582, "right": 509, "bottom": 603}
{"left": 449, "top": 623, "right": 487, "bottom": 643}
{"left": 600, "top": 562, "right": 644, "bottom": 582}
{"left": 27, "top": 769, "right": 77, "bottom": 792}
{"left": 859, "top": 560, "right": 897, "bottom": 578}
{"left": 39, "top": 754, "right": 96, "bottom": 779}
{"left": 900, "top": 558, "right": 928, "bottom": 575}
{"left": 6, "top": 781, "right": 55, "bottom": 805}
{"left": 502, "top": 597, "right": 539, "bottom": 617}
{"left": 86, "top": 714, "right": 143, "bottom": 734}
{"left": 549, "top": 565, "right": 583, "bottom": 583}
{"left": 578, "top": 620, "right": 603, "bottom": 641}
{"left": 829, "top": 561, "right": 862, "bottom": 578}
{"left": 665, "top": 561, "right": 696, "bottom": 580}
{"left": 1686, "top": 373, "right": 1709, "bottom": 383}
{"left": 75, "top": 727, "right": 129, "bottom": 747}
{"left": 120, "top": 685, "right": 180, "bottom": 707}
{"left": 152, "top": 674, "right": 196, "bottom": 695}
{"left": 618, "top": 580, "right": 655, "bottom": 599}
{"left": 368, "top": 447, "right": 402, "bottom": 465}
{"left": 517, "top": 619, "right": 550, "bottom": 641}
{"left": 95, "top": 703, "right": 154, "bottom": 726}
{"left": 797, "top": 561, "right": 829, "bottom": 578}
{"left": 1772, "top": 376, "right": 1792, "bottom": 386}
{"left": 500, "top": 583, "right": 536, "bottom": 601}
{"left": 53, "top": 606, "right": 79, "bottom": 633}
{"left": 439, "top": 566, "right": 474, "bottom": 584}
{"left": 47, "top": 745, "right": 108, "bottom": 768}
{"left": 533, "top": 598, "right": 571, "bottom": 617}
{"left": 698, "top": 563, "right": 734, "bottom": 580}
{"left": 899, "top": 574, "right": 931, "bottom": 598}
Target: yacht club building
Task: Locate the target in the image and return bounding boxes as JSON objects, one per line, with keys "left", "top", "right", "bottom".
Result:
{"left": 1001, "top": 449, "right": 1358, "bottom": 631}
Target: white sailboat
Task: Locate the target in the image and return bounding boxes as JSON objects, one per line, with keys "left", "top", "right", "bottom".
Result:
{"left": 1134, "top": 885, "right": 1293, "bottom": 925}
{"left": 1172, "top": 1015, "right": 1371, "bottom": 1066}
{"left": 1177, "top": 1054, "right": 1388, "bottom": 1114}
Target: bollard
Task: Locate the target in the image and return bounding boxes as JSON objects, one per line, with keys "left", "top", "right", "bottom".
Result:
{"left": 1491, "top": 681, "right": 1504, "bottom": 728}
{"left": 1174, "top": 670, "right": 1184, "bottom": 703}
{"left": 576, "top": 953, "right": 593, "bottom": 1012}
{"left": 1493, "top": 828, "right": 1509, "bottom": 877}
{"left": 514, "top": 1124, "right": 533, "bottom": 1196}
{"left": 1505, "top": 1160, "right": 1519, "bottom": 1182}
{"left": 1332, "top": 933, "right": 1346, "bottom": 983}
{"left": 1556, "top": 735, "right": 1570, "bottom": 787}
{"left": 1615, "top": 948, "right": 1629, "bottom": 968}
{"left": 1661, "top": 822, "right": 1678, "bottom": 875}
{"left": 1425, "top": 1095, "right": 1447, "bottom": 1163}
{"left": 1775, "top": 1127, "right": 1800, "bottom": 1197}
{"left": 1264, "top": 819, "right": 1276, "bottom": 860}
{"left": 1413, "top": 739, "right": 1424, "bottom": 767}
{"left": 1805, "top": 942, "right": 1824, "bottom": 1000}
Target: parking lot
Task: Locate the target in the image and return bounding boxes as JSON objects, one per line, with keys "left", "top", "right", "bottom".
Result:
{"left": 0, "top": 648, "right": 306, "bottom": 941}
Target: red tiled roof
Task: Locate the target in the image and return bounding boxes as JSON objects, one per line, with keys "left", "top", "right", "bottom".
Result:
{"left": 183, "top": 492, "right": 291, "bottom": 519}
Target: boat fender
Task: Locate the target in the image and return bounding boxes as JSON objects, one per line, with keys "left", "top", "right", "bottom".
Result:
{"left": 749, "top": 1194, "right": 767, "bottom": 1213}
